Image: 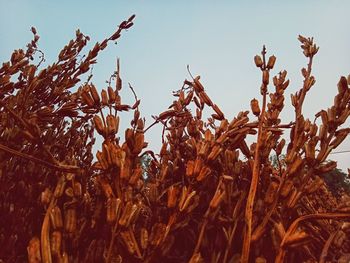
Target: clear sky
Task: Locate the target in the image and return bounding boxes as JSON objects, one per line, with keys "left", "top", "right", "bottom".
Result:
{"left": 1, "top": 1, "right": 350, "bottom": 170}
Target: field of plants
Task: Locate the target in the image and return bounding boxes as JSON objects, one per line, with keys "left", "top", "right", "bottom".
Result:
{"left": 0, "top": 15, "right": 350, "bottom": 263}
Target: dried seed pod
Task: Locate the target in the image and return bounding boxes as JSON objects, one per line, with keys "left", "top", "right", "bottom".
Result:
{"left": 262, "top": 70, "right": 269, "bottom": 85}
{"left": 167, "top": 185, "right": 178, "bottom": 208}
{"left": 208, "top": 145, "right": 222, "bottom": 161}
{"left": 338, "top": 76, "right": 348, "bottom": 95}
{"left": 106, "top": 114, "right": 119, "bottom": 135}
{"left": 317, "top": 161, "right": 337, "bottom": 173}
{"left": 89, "top": 84, "right": 100, "bottom": 104}
{"left": 102, "top": 143, "right": 112, "bottom": 165}
{"left": 27, "top": 237, "right": 41, "bottom": 263}
{"left": 106, "top": 197, "right": 121, "bottom": 223}
{"left": 101, "top": 89, "right": 109, "bottom": 106}
{"left": 266, "top": 55, "right": 276, "bottom": 69}
{"left": 73, "top": 182, "right": 82, "bottom": 197}
{"left": 41, "top": 188, "right": 52, "bottom": 205}
{"left": 50, "top": 206, "right": 63, "bottom": 230}
{"left": 280, "top": 180, "right": 293, "bottom": 197}
{"left": 99, "top": 178, "right": 114, "bottom": 199}
{"left": 196, "top": 166, "right": 211, "bottom": 181}
{"left": 50, "top": 231, "right": 62, "bottom": 256}
{"left": 330, "top": 132, "right": 348, "bottom": 148}
{"left": 193, "top": 158, "right": 203, "bottom": 176}
{"left": 119, "top": 201, "right": 133, "bottom": 227}
{"left": 250, "top": 98, "right": 260, "bottom": 116}
{"left": 255, "top": 257, "right": 267, "bottom": 263}
{"left": 96, "top": 151, "right": 108, "bottom": 170}
{"left": 108, "top": 86, "right": 116, "bottom": 103}
{"left": 64, "top": 208, "right": 77, "bottom": 233}
{"left": 133, "top": 132, "right": 145, "bottom": 154}
{"left": 140, "top": 228, "right": 148, "bottom": 250}
{"left": 186, "top": 160, "right": 195, "bottom": 177}
{"left": 254, "top": 55, "right": 263, "bottom": 68}
{"left": 264, "top": 181, "right": 279, "bottom": 204}
{"left": 54, "top": 176, "right": 66, "bottom": 198}
{"left": 275, "top": 139, "right": 285, "bottom": 156}
{"left": 120, "top": 231, "right": 136, "bottom": 254}
{"left": 212, "top": 104, "right": 224, "bottom": 119}
{"left": 289, "top": 156, "right": 303, "bottom": 175}
{"left": 93, "top": 115, "right": 105, "bottom": 136}
{"left": 81, "top": 90, "right": 95, "bottom": 107}
{"left": 199, "top": 91, "right": 213, "bottom": 106}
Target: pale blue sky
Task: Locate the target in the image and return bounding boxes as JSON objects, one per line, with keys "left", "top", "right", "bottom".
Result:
{"left": 1, "top": 1, "right": 350, "bottom": 170}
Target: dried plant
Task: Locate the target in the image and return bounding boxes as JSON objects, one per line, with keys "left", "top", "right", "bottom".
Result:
{"left": 0, "top": 15, "right": 350, "bottom": 263}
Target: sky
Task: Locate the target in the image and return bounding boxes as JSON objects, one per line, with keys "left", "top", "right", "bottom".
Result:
{"left": 1, "top": 1, "right": 350, "bottom": 170}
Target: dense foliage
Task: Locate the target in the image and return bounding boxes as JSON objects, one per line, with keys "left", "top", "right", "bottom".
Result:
{"left": 1, "top": 15, "right": 350, "bottom": 263}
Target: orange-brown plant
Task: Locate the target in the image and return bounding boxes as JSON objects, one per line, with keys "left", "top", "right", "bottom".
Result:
{"left": 0, "top": 16, "right": 350, "bottom": 263}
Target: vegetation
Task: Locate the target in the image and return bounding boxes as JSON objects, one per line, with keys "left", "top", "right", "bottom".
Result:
{"left": 1, "top": 15, "right": 350, "bottom": 263}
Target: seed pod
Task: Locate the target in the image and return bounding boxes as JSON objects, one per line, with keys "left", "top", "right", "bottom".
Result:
{"left": 50, "top": 206, "right": 63, "bottom": 230}
{"left": 99, "top": 178, "right": 114, "bottom": 199}
{"left": 54, "top": 176, "right": 66, "bottom": 198}
{"left": 193, "top": 76, "right": 204, "bottom": 92}
{"left": 330, "top": 132, "right": 348, "bottom": 148}
{"left": 89, "top": 84, "right": 100, "bottom": 104}
{"left": 289, "top": 156, "right": 303, "bottom": 175}
{"left": 50, "top": 231, "right": 62, "bottom": 256}
{"left": 64, "top": 208, "right": 77, "bottom": 233}
{"left": 106, "top": 197, "right": 121, "bottom": 223}
{"left": 338, "top": 76, "right": 348, "bottom": 95}
{"left": 73, "top": 182, "right": 82, "bottom": 197}
{"left": 199, "top": 91, "right": 213, "bottom": 106}
{"left": 120, "top": 231, "right": 136, "bottom": 254}
{"left": 106, "top": 114, "right": 119, "bottom": 135}
{"left": 262, "top": 70, "right": 269, "bottom": 85}
{"left": 184, "top": 90, "right": 194, "bottom": 105}
{"left": 256, "top": 257, "right": 267, "bottom": 263}
{"left": 27, "top": 237, "right": 41, "bottom": 263}
{"left": 167, "top": 185, "right": 178, "bottom": 208}
{"left": 212, "top": 104, "right": 224, "bottom": 119}
{"left": 317, "top": 161, "right": 337, "bottom": 173}
{"left": 254, "top": 55, "right": 263, "bottom": 68}
{"left": 193, "top": 158, "right": 203, "bottom": 177}
{"left": 81, "top": 90, "right": 95, "bottom": 107}
{"left": 93, "top": 115, "right": 105, "bottom": 136}
{"left": 129, "top": 167, "right": 142, "bottom": 185}
{"left": 101, "top": 89, "right": 108, "bottom": 105}
{"left": 208, "top": 145, "right": 222, "bottom": 161}
{"left": 264, "top": 181, "right": 279, "bottom": 204}
{"left": 41, "top": 188, "right": 52, "bottom": 205}
{"left": 275, "top": 139, "right": 285, "bottom": 156}
{"left": 96, "top": 151, "right": 108, "bottom": 170}
{"left": 108, "top": 86, "right": 116, "bottom": 103}
{"left": 250, "top": 98, "right": 260, "bottom": 116}
{"left": 280, "top": 180, "right": 293, "bottom": 197}
{"left": 209, "top": 189, "right": 225, "bottom": 210}
{"left": 133, "top": 132, "right": 145, "bottom": 154}
{"left": 186, "top": 160, "right": 195, "bottom": 177}
{"left": 119, "top": 202, "right": 138, "bottom": 227}
{"left": 266, "top": 55, "right": 276, "bottom": 69}
{"left": 140, "top": 228, "right": 148, "bottom": 250}
{"left": 196, "top": 166, "right": 211, "bottom": 181}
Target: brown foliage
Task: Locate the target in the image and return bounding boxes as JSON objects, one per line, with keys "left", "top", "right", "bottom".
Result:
{"left": 0, "top": 16, "right": 350, "bottom": 263}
